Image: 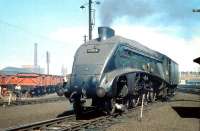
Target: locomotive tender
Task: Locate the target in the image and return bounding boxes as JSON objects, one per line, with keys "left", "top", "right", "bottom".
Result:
{"left": 62, "top": 27, "right": 179, "bottom": 116}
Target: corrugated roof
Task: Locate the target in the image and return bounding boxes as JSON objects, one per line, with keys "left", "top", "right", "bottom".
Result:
{"left": 0, "top": 67, "right": 33, "bottom": 75}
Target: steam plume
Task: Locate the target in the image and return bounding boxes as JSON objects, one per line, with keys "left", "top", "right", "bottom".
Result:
{"left": 99, "top": 0, "right": 200, "bottom": 38}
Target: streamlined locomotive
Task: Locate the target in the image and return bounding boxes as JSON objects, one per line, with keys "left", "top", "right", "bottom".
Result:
{"left": 61, "top": 27, "right": 179, "bottom": 116}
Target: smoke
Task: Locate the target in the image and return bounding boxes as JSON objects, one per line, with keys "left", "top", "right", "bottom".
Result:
{"left": 100, "top": 0, "right": 153, "bottom": 26}
{"left": 99, "top": 0, "right": 200, "bottom": 38}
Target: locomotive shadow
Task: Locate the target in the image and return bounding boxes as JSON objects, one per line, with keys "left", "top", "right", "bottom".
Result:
{"left": 172, "top": 106, "right": 200, "bottom": 119}
{"left": 76, "top": 110, "right": 106, "bottom": 120}
{"left": 56, "top": 108, "right": 106, "bottom": 120}
{"left": 56, "top": 110, "right": 74, "bottom": 117}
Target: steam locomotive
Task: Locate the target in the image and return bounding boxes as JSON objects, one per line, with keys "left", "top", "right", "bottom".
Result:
{"left": 60, "top": 27, "right": 179, "bottom": 116}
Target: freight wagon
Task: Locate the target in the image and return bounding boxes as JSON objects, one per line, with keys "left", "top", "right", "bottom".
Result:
{"left": 0, "top": 73, "right": 63, "bottom": 97}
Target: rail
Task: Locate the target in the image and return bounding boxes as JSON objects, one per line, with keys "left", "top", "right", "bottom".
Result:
{"left": 6, "top": 115, "right": 75, "bottom": 131}
{"left": 5, "top": 101, "right": 164, "bottom": 131}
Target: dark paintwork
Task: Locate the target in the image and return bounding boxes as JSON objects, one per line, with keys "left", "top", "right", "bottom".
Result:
{"left": 67, "top": 30, "right": 179, "bottom": 98}
{"left": 193, "top": 57, "right": 200, "bottom": 64}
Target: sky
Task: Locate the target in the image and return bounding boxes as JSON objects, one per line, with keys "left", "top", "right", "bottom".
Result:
{"left": 0, "top": 0, "right": 200, "bottom": 75}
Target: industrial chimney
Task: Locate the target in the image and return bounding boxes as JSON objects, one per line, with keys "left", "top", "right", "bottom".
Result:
{"left": 46, "top": 51, "right": 50, "bottom": 75}
{"left": 34, "top": 43, "right": 38, "bottom": 67}
{"left": 98, "top": 27, "right": 115, "bottom": 41}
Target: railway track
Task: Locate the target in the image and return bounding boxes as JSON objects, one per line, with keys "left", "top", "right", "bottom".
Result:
{"left": 176, "top": 88, "right": 200, "bottom": 95}
{"left": 0, "top": 96, "right": 66, "bottom": 107}
{"left": 5, "top": 101, "right": 164, "bottom": 131}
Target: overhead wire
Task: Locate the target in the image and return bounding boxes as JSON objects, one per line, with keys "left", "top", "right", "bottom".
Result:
{"left": 0, "top": 19, "right": 67, "bottom": 44}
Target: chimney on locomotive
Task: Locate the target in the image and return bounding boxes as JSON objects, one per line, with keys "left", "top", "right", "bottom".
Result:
{"left": 98, "top": 27, "right": 115, "bottom": 41}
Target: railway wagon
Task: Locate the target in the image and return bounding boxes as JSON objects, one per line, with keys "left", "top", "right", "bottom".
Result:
{"left": 0, "top": 73, "right": 63, "bottom": 97}
{"left": 62, "top": 27, "right": 179, "bottom": 116}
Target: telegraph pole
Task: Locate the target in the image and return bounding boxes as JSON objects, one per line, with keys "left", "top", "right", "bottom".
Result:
{"left": 89, "top": 0, "right": 92, "bottom": 40}
{"left": 83, "top": 35, "right": 87, "bottom": 43}
{"left": 34, "top": 43, "right": 38, "bottom": 68}
{"left": 80, "top": 0, "right": 100, "bottom": 41}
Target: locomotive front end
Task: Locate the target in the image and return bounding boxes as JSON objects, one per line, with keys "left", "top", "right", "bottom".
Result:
{"left": 65, "top": 27, "right": 116, "bottom": 102}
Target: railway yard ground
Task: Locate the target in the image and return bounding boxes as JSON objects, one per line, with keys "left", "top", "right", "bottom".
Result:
{"left": 0, "top": 91, "right": 199, "bottom": 131}
{"left": 107, "top": 92, "right": 200, "bottom": 131}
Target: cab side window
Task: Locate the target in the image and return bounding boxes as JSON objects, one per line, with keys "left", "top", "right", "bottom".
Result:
{"left": 114, "top": 46, "right": 131, "bottom": 68}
